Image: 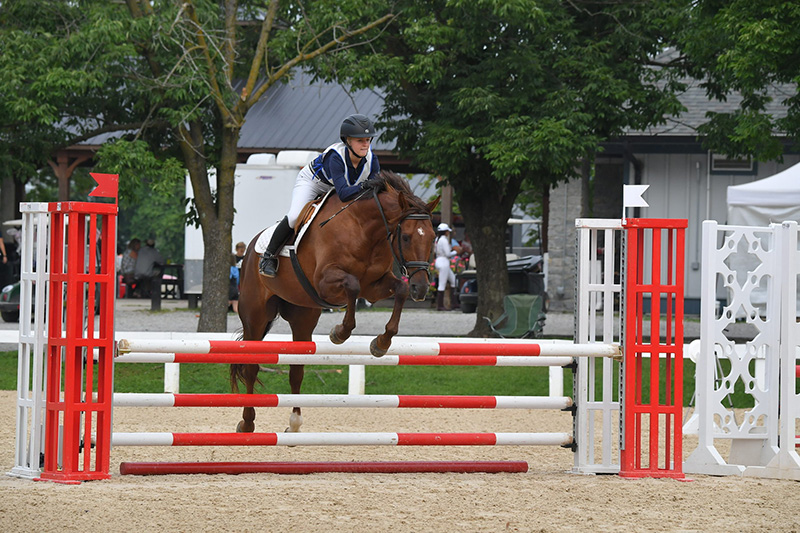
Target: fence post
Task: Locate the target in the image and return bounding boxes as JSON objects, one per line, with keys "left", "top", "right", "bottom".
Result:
{"left": 37, "top": 202, "right": 117, "bottom": 483}
{"left": 9, "top": 204, "right": 51, "bottom": 479}
{"left": 619, "top": 218, "right": 686, "bottom": 479}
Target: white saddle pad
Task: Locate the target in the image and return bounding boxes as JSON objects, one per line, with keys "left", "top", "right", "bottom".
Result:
{"left": 254, "top": 189, "right": 335, "bottom": 257}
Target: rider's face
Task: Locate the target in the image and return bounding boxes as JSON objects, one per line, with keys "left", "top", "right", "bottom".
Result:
{"left": 347, "top": 137, "right": 372, "bottom": 158}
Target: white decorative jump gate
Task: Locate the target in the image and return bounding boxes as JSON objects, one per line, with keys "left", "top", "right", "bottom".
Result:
{"left": 684, "top": 220, "right": 800, "bottom": 480}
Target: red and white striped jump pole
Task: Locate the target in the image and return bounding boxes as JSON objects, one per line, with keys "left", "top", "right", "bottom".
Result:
{"left": 111, "top": 392, "right": 573, "bottom": 410}
{"left": 115, "top": 352, "right": 575, "bottom": 367}
{"left": 119, "top": 460, "right": 529, "bottom": 475}
{"left": 110, "top": 432, "right": 573, "bottom": 447}
{"left": 116, "top": 338, "right": 621, "bottom": 358}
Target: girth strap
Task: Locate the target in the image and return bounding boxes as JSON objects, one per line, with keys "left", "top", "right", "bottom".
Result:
{"left": 289, "top": 250, "right": 346, "bottom": 309}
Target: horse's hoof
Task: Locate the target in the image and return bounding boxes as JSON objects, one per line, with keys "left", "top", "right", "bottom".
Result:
{"left": 288, "top": 412, "right": 303, "bottom": 432}
{"left": 329, "top": 325, "right": 345, "bottom": 344}
{"left": 236, "top": 420, "right": 254, "bottom": 433}
{"left": 370, "top": 338, "right": 388, "bottom": 358}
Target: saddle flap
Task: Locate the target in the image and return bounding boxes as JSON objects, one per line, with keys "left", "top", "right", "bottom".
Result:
{"left": 254, "top": 189, "right": 335, "bottom": 257}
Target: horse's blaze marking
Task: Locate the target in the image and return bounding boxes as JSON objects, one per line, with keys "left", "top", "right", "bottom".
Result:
{"left": 417, "top": 228, "right": 425, "bottom": 236}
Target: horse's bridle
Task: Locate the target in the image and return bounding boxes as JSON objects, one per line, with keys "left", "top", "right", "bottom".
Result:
{"left": 372, "top": 192, "right": 432, "bottom": 281}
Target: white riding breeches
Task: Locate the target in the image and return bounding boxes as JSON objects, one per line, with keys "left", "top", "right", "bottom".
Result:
{"left": 287, "top": 170, "right": 332, "bottom": 227}
{"left": 435, "top": 257, "right": 456, "bottom": 291}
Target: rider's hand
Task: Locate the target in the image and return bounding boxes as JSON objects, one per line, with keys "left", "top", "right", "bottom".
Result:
{"left": 360, "top": 179, "right": 384, "bottom": 194}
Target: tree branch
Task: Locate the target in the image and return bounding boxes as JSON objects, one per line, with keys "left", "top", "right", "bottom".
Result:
{"left": 125, "top": 0, "right": 164, "bottom": 78}
{"left": 248, "top": 13, "right": 395, "bottom": 105}
{"left": 223, "top": 0, "right": 238, "bottom": 79}
{"left": 241, "top": 0, "right": 280, "bottom": 107}
{"left": 183, "top": 0, "right": 235, "bottom": 125}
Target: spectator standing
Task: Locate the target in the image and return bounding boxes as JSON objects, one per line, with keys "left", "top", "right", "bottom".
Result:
{"left": 120, "top": 238, "right": 141, "bottom": 297}
{"left": 0, "top": 229, "right": 7, "bottom": 265}
{"left": 434, "top": 223, "right": 460, "bottom": 311}
{"left": 133, "top": 239, "right": 164, "bottom": 298}
{"left": 228, "top": 254, "right": 240, "bottom": 313}
{"left": 0, "top": 229, "right": 8, "bottom": 288}
{"left": 234, "top": 241, "right": 246, "bottom": 279}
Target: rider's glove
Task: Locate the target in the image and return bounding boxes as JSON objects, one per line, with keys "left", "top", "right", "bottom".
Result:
{"left": 360, "top": 179, "right": 384, "bottom": 194}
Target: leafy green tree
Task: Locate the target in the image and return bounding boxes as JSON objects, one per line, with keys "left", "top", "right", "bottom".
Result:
{"left": 2, "top": 1, "right": 394, "bottom": 331}
{"left": 678, "top": 1, "right": 800, "bottom": 160}
{"left": 0, "top": 1, "right": 138, "bottom": 215}
{"left": 327, "top": 0, "right": 688, "bottom": 334}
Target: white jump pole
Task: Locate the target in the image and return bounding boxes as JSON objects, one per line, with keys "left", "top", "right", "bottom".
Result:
{"left": 116, "top": 337, "right": 621, "bottom": 358}
{"left": 111, "top": 392, "right": 574, "bottom": 410}
{"left": 110, "top": 431, "right": 574, "bottom": 447}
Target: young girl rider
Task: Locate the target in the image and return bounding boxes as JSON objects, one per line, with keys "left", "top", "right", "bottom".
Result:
{"left": 259, "top": 114, "right": 382, "bottom": 277}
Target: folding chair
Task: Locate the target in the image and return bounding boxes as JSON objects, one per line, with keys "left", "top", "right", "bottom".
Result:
{"left": 484, "top": 293, "right": 546, "bottom": 339}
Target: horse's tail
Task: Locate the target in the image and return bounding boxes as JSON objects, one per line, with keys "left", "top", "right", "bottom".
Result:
{"left": 229, "top": 321, "right": 274, "bottom": 393}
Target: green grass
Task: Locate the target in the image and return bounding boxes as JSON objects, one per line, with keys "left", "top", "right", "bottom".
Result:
{"left": 1, "top": 348, "right": 753, "bottom": 408}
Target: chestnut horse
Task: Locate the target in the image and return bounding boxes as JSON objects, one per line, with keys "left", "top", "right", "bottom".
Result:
{"left": 232, "top": 174, "right": 438, "bottom": 433}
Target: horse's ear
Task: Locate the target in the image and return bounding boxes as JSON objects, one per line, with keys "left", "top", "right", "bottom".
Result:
{"left": 426, "top": 195, "right": 441, "bottom": 214}
{"left": 398, "top": 191, "right": 410, "bottom": 211}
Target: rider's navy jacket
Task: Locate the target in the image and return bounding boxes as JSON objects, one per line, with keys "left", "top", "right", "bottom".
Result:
{"left": 310, "top": 142, "right": 381, "bottom": 201}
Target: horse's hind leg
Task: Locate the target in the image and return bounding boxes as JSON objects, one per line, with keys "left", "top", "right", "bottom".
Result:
{"left": 280, "top": 303, "right": 322, "bottom": 433}
{"left": 235, "top": 364, "right": 260, "bottom": 433}
{"left": 234, "top": 294, "right": 280, "bottom": 433}
{"left": 287, "top": 365, "right": 304, "bottom": 432}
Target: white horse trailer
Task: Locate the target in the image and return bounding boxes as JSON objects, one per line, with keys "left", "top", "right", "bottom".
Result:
{"left": 183, "top": 151, "right": 319, "bottom": 304}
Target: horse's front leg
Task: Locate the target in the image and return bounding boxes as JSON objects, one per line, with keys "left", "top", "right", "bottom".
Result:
{"left": 370, "top": 274, "right": 409, "bottom": 357}
{"left": 320, "top": 269, "right": 360, "bottom": 345}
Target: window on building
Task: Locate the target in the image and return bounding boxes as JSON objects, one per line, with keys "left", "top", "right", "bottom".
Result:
{"left": 711, "top": 153, "right": 754, "bottom": 173}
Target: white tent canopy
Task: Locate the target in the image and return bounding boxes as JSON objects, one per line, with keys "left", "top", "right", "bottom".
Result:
{"left": 726, "top": 163, "right": 800, "bottom": 316}
{"left": 727, "top": 162, "right": 800, "bottom": 226}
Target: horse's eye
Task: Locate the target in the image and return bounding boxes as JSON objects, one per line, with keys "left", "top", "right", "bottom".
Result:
{"left": 402, "top": 234, "right": 411, "bottom": 243}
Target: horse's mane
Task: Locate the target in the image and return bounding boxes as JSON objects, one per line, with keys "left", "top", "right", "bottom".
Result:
{"left": 375, "top": 172, "right": 430, "bottom": 213}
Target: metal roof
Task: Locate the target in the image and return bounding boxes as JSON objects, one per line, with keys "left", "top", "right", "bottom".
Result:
{"left": 626, "top": 79, "right": 792, "bottom": 137}
{"left": 239, "top": 70, "right": 393, "bottom": 151}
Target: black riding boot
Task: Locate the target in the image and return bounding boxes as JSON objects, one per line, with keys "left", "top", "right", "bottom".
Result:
{"left": 259, "top": 216, "right": 294, "bottom": 277}
{"left": 436, "top": 291, "right": 445, "bottom": 311}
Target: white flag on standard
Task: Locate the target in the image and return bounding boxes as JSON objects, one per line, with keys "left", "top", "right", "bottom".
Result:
{"left": 623, "top": 184, "right": 650, "bottom": 208}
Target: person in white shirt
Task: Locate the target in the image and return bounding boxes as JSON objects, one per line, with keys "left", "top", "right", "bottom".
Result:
{"left": 434, "top": 223, "right": 461, "bottom": 311}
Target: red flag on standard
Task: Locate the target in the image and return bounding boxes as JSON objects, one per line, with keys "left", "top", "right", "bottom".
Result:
{"left": 89, "top": 173, "right": 119, "bottom": 201}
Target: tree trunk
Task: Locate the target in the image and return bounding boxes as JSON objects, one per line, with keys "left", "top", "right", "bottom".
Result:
{"left": 180, "top": 121, "right": 237, "bottom": 333}
{"left": 456, "top": 174, "right": 524, "bottom": 337}
{"left": 197, "top": 127, "right": 238, "bottom": 332}
{"left": 0, "top": 175, "right": 25, "bottom": 223}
